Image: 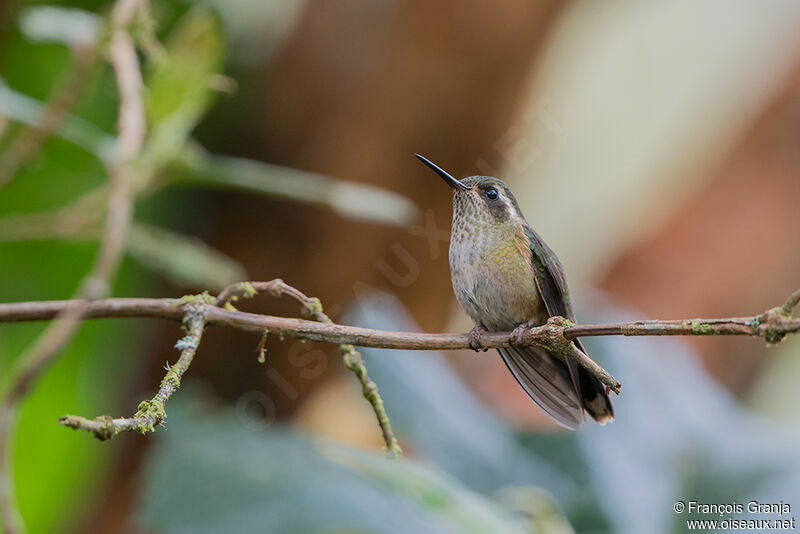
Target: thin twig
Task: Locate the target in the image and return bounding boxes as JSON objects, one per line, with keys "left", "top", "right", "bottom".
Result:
{"left": 0, "top": 46, "right": 98, "bottom": 187}
{"left": 107, "top": 0, "right": 146, "bottom": 164}
{"left": 0, "top": 1, "right": 145, "bottom": 531}
{"left": 217, "top": 280, "right": 403, "bottom": 457}
{"left": 780, "top": 289, "right": 800, "bottom": 317}
{"left": 59, "top": 304, "right": 206, "bottom": 440}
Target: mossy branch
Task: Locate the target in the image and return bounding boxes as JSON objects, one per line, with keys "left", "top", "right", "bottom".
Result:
{"left": 55, "top": 281, "right": 404, "bottom": 456}
{"left": 216, "top": 280, "right": 402, "bottom": 457}
{"left": 58, "top": 303, "right": 206, "bottom": 440}
{"left": 780, "top": 289, "right": 800, "bottom": 319}
{"left": 2, "top": 283, "right": 799, "bottom": 442}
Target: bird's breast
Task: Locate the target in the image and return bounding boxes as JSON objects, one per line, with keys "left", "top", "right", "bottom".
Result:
{"left": 449, "top": 227, "right": 544, "bottom": 331}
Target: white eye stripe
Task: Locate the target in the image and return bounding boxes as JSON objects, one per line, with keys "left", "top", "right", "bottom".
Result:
{"left": 500, "top": 195, "right": 523, "bottom": 219}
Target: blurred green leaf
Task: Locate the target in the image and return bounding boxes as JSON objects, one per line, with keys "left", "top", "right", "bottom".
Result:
{"left": 0, "top": 78, "right": 115, "bottom": 161}
{"left": 0, "top": 242, "right": 151, "bottom": 534}
{"left": 169, "top": 148, "right": 420, "bottom": 227}
{"left": 127, "top": 222, "right": 246, "bottom": 290}
{"left": 747, "top": 335, "right": 800, "bottom": 419}
{"left": 0, "top": 77, "right": 418, "bottom": 228}
{"left": 18, "top": 6, "right": 102, "bottom": 47}
{"left": 0, "top": 80, "right": 416, "bottom": 228}
{"left": 497, "top": 487, "right": 576, "bottom": 534}
{"left": 325, "top": 444, "right": 550, "bottom": 534}
{"left": 136, "top": 390, "right": 551, "bottom": 534}
{"left": 0, "top": 6, "right": 231, "bottom": 533}
{"left": 143, "top": 7, "right": 224, "bottom": 165}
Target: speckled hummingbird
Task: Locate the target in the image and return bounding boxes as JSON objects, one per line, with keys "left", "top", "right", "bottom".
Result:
{"left": 416, "top": 154, "right": 614, "bottom": 429}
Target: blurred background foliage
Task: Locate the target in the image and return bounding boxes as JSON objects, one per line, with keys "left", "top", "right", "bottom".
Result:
{"left": 1, "top": 0, "right": 800, "bottom": 533}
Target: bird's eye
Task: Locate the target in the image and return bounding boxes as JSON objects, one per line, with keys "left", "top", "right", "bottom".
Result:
{"left": 485, "top": 187, "right": 499, "bottom": 200}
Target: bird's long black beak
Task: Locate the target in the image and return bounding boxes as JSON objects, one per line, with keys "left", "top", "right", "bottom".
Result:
{"left": 415, "top": 154, "right": 470, "bottom": 190}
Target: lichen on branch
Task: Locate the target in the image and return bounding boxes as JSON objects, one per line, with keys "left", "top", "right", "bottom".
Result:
{"left": 58, "top": 303, "right": 207, "bottom": 439}
{"left": 216, "top": 279, "right": 402, "bottom": 458}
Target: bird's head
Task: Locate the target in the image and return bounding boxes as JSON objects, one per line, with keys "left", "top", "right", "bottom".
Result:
{"left": 415, "top": 154, "right": 524, "bottom": 225}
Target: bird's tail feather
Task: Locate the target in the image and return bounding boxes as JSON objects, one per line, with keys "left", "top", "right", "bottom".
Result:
{"left": 497, "top": 343, "right": 614, "bottom": 429}
{"left": 497, "top": 345, "right": 584, "bottom": 429}
{"left": 574, "top": 339, "right": 615, "bottom": 425}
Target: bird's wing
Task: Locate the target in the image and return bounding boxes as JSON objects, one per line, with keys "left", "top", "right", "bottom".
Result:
{"left": 523, "top": 225, "right": 575, "bottom": 321}
{"left": 523, "top": 224, "right": 585, "bottom": 419}
{"left": 523, "top": 224, "right": 614, "bottom": 425}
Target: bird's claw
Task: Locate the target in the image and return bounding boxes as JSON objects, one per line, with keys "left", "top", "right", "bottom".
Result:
{"left": 468, "top": 325, "right": 489, "bottom": 352}
{"left": 510, "top": 321, "right": 535, "bottom": 347}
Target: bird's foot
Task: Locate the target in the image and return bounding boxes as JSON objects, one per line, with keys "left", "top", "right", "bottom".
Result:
{"left": 468, "top": 325, "right": 489, "bottom": 352}
{"left": 510, "top": 320, "right": 537, "bottom": 347}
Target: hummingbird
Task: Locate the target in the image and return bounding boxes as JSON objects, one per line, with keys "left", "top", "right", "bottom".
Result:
{"left": 416, "top": 154, "right": 614, "bottom": 429}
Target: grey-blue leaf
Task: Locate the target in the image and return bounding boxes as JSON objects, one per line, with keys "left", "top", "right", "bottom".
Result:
{"left": 135, "top": 390, "right": 530, "bottom": 534}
